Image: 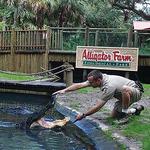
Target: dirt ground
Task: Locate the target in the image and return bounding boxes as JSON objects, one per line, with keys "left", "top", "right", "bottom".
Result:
{"left": 56, "top": 89, "right": 150, "bottom": 150}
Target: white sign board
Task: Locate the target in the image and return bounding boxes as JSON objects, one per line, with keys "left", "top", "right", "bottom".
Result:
{"left": 76, "top": 46, "right": 139, "bottom": 71}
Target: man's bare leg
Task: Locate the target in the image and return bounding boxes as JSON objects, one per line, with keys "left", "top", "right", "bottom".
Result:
{"left": 111, "top": 109, "right": 126, "bottom": 119}
{"left": 121, "top": 86, "right": 132, "bottom": 113}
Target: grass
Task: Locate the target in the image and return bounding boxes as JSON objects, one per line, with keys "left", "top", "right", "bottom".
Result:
{"left": 107, "top": 84, "right": 150, "bottom": 150}
{"left": 69, "top": 101, "right": 81, "bottom": 110}
{"left": 77, "top": 87, "right": 99, "bottom": 93}
{"left": 77, "top": 84, "right": 150, "bottom": 97}
{"left": 105, "top": 108, "right": 150, "bottom": 149}
{"left": 143, "top": 84, "right": 150, "bottom": 97}
{"left": 0, "top": 72, "right": 38, "bottom": 81}
{"left": 123, "top": 108, "right": 150, "bottom": 150}
{"left": 77, "top": 84, "right": 150, "bottom": 150}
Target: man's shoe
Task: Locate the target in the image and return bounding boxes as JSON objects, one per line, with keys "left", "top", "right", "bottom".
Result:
{"left": 133, "top": 105, "right": 144, "bottom": 115}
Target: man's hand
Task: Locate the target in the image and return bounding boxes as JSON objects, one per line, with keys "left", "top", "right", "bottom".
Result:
{"left": 53, "top": 89, "right": 65, "bottom": 95}
{"left": 75, "top": 113, "right": 86, "bottom": 121}
{"left": 53, "top": 81, "right": 89, "bottom": 95}
{"left": 74, "top": 100, "right": 106, "bottom": 122}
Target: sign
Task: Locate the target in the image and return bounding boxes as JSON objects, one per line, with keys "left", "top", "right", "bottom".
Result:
{"left": 76, "top": 46, "right": 139, "bottom": 71}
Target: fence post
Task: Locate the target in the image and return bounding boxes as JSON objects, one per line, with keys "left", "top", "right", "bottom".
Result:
{"left": 10, "top": 28, "right": 16, "bottom": 71}
{"left": 127, "top": 26, "right": 133, "bottom": 47}
{"left": 45, "top": 28, "right": 51, "bottom": 70}
{"left": 64, "top": 62, "right": 74, "bottom": 87}
{"left": 134, "top": 30, "right": 138, "bottom": 47}
{"left": 60, "top": 28, "right": 63, "bottom": 50}
{"left": 95, "top": 30, "right": 99, "bottom": 46}
{"left": 83, "top": 27, "right": 89, "bottom": 80}
{"left": 125, "top": 26, "right": 133, "bottom": 78}
{"left": 85, "top": 27, "right": 89, "bottom": 46}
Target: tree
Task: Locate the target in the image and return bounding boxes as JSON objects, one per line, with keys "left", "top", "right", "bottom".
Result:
{"left": 0, "top": 0, "right": 35, "bottom": 29}
{"left": 83, "top": 0, "right": 125, "bottom": 28}
{"left": 50, "top": 0, "right": 85, "bottom": 27}
{"left": 109, "top": 0, "right": 150, "bottom": 21}
{"left": 27, "top": 0, "right": 56, "bottom": 29}
{"left": 0, "top": 0, "right": 138, "bottom": 29}
{"left": 0, "top": 0, "right": 53, "bottom": 29}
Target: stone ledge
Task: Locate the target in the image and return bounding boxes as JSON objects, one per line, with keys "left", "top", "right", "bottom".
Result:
{"left": 55, "top": 102, "right": 121, "bottom": 150}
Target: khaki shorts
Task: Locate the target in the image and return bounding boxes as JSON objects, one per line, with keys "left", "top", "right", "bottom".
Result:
{"left": 114, "top": 87, "right": 142, "bottom": 112}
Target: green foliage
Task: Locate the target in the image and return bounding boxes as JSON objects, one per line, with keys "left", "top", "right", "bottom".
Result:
{"left": 0, "top": 21, "right": 6, "bottom": 30}
{"left": 63, "top": 32, "right": 85, "bottom": 50}
{"left": 96, "top": 32, "right": 128, "bottom": 47}
{"left": 83, "top": 0, "right": 125, "bottom": 28}
{"left": 139, "top": 48, "right": 150, "bottom": 56}
{"left": 0, "top": 0, "right": 129, "bottom": 29}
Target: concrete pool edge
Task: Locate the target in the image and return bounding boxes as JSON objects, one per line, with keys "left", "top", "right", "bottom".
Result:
{"left": 55, "top": 101, "right": 143, "bottom": 150}
{"left": 55, "top": 102, "right": 121, "bottom": 150}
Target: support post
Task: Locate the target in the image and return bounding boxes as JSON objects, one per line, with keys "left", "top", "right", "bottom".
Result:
{"left": 83, "top": 69, "right": 87, "bottom": 81}
{"left": 60, "top": 28, "right": 63, "bottom": 50}
{"left": 95, "top": 30, "right": 99, "bottom": 46}
{"left": 64, "top": 62, "right": 74, "bottom": 87}
{"left": 83, "top": 27, "right": 89, "bottom": 80}
{"left": 85, "top": 27, "right": 89, "bottom": 46}
{"left": 125, "top": 26, "right": 133, "bottom": 78}
{"left": 134, "top": 30, "right": 138, "bottom": 47}
{"left": 45, "top": 28, "right": 51, "bottom": 70}
{"left": 127, "top": 26, "right": 133, "bottom": 47}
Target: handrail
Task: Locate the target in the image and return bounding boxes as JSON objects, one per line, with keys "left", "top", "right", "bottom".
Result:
{"left": 49, "top": 27, "right": 127, "bottom": 30}
{"left": 0, "top": 28, "right": 149, "bottom": 52}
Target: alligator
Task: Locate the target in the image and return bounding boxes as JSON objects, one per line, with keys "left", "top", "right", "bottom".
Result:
{"left": 16, "top": 94, "right": 57, "bottom": 129}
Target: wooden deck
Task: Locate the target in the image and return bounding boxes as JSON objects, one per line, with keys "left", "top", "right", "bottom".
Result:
{"left": 0, "top": 28, "right": 149, "bottom": 73}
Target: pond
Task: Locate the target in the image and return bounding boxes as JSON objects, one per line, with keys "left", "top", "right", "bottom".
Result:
{"left": 0, "top": 92, "right": 121, "bottom": 150}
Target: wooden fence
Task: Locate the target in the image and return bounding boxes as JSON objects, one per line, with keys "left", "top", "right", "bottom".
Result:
{"left": 0, "top": 27, "right": 149, "bottom": 73}
{"left": 0, "top": 29, "right": 47, "bottom": 73}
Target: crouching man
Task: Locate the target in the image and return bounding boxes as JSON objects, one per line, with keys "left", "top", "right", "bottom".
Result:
{"left": 54, "top": 70, "right": 144, "bottom": 121}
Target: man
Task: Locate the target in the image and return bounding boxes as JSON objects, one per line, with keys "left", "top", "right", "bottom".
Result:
{"left": 55, "top": 70, "right": 144, "bottom": 121}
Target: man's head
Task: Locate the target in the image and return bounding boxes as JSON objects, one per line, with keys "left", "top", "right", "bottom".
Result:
{"left": 87, "top": 70, "right": 103, "bottom": 88}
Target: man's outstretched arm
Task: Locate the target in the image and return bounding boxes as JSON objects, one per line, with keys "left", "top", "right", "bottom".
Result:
{"left": 54, "top": 81, "right": 90, "bottom": 94}
{"left": 76, "top": 100, "right": 106, "bottom": 120}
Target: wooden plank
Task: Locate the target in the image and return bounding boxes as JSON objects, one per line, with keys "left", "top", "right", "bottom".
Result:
{"left": 10, "top": 29, "right": 16, "bottom": 71}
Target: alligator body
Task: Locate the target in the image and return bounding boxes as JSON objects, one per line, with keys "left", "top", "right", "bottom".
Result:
{"left": 16, "top": 94, "right": 57, "bottom": 129}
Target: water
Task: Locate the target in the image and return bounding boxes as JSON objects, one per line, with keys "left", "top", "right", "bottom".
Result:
{"left": 0, "top": 126, "right": 90, "bottom": 150}
{"left": 0, "top": 93, "right": 95, "bottom": 150}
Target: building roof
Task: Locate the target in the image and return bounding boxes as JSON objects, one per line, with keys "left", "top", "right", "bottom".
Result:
{"left": 133, "top": 21, "right": 150, "bottom": 30}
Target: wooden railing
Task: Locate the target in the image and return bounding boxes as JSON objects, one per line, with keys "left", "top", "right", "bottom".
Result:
{"left": 0, "top": 27, "right": 149, "bottom": 52}
{"left": 0, "top": 29, "right": 47, "bottom": 52}
{"left": 15, "top": 30, "right": 47, "bottom": 51}
{"left": 0, "top": 30, "right": 11, "bottom": 51}
{"left": 49, "top": 27, "right": 129, "bottom": 50}
{"left": 0, "top": 28, "right": 149, "bottom": 73}
{"left": 0, "top": 28, "right": 129, "bottom": 52}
